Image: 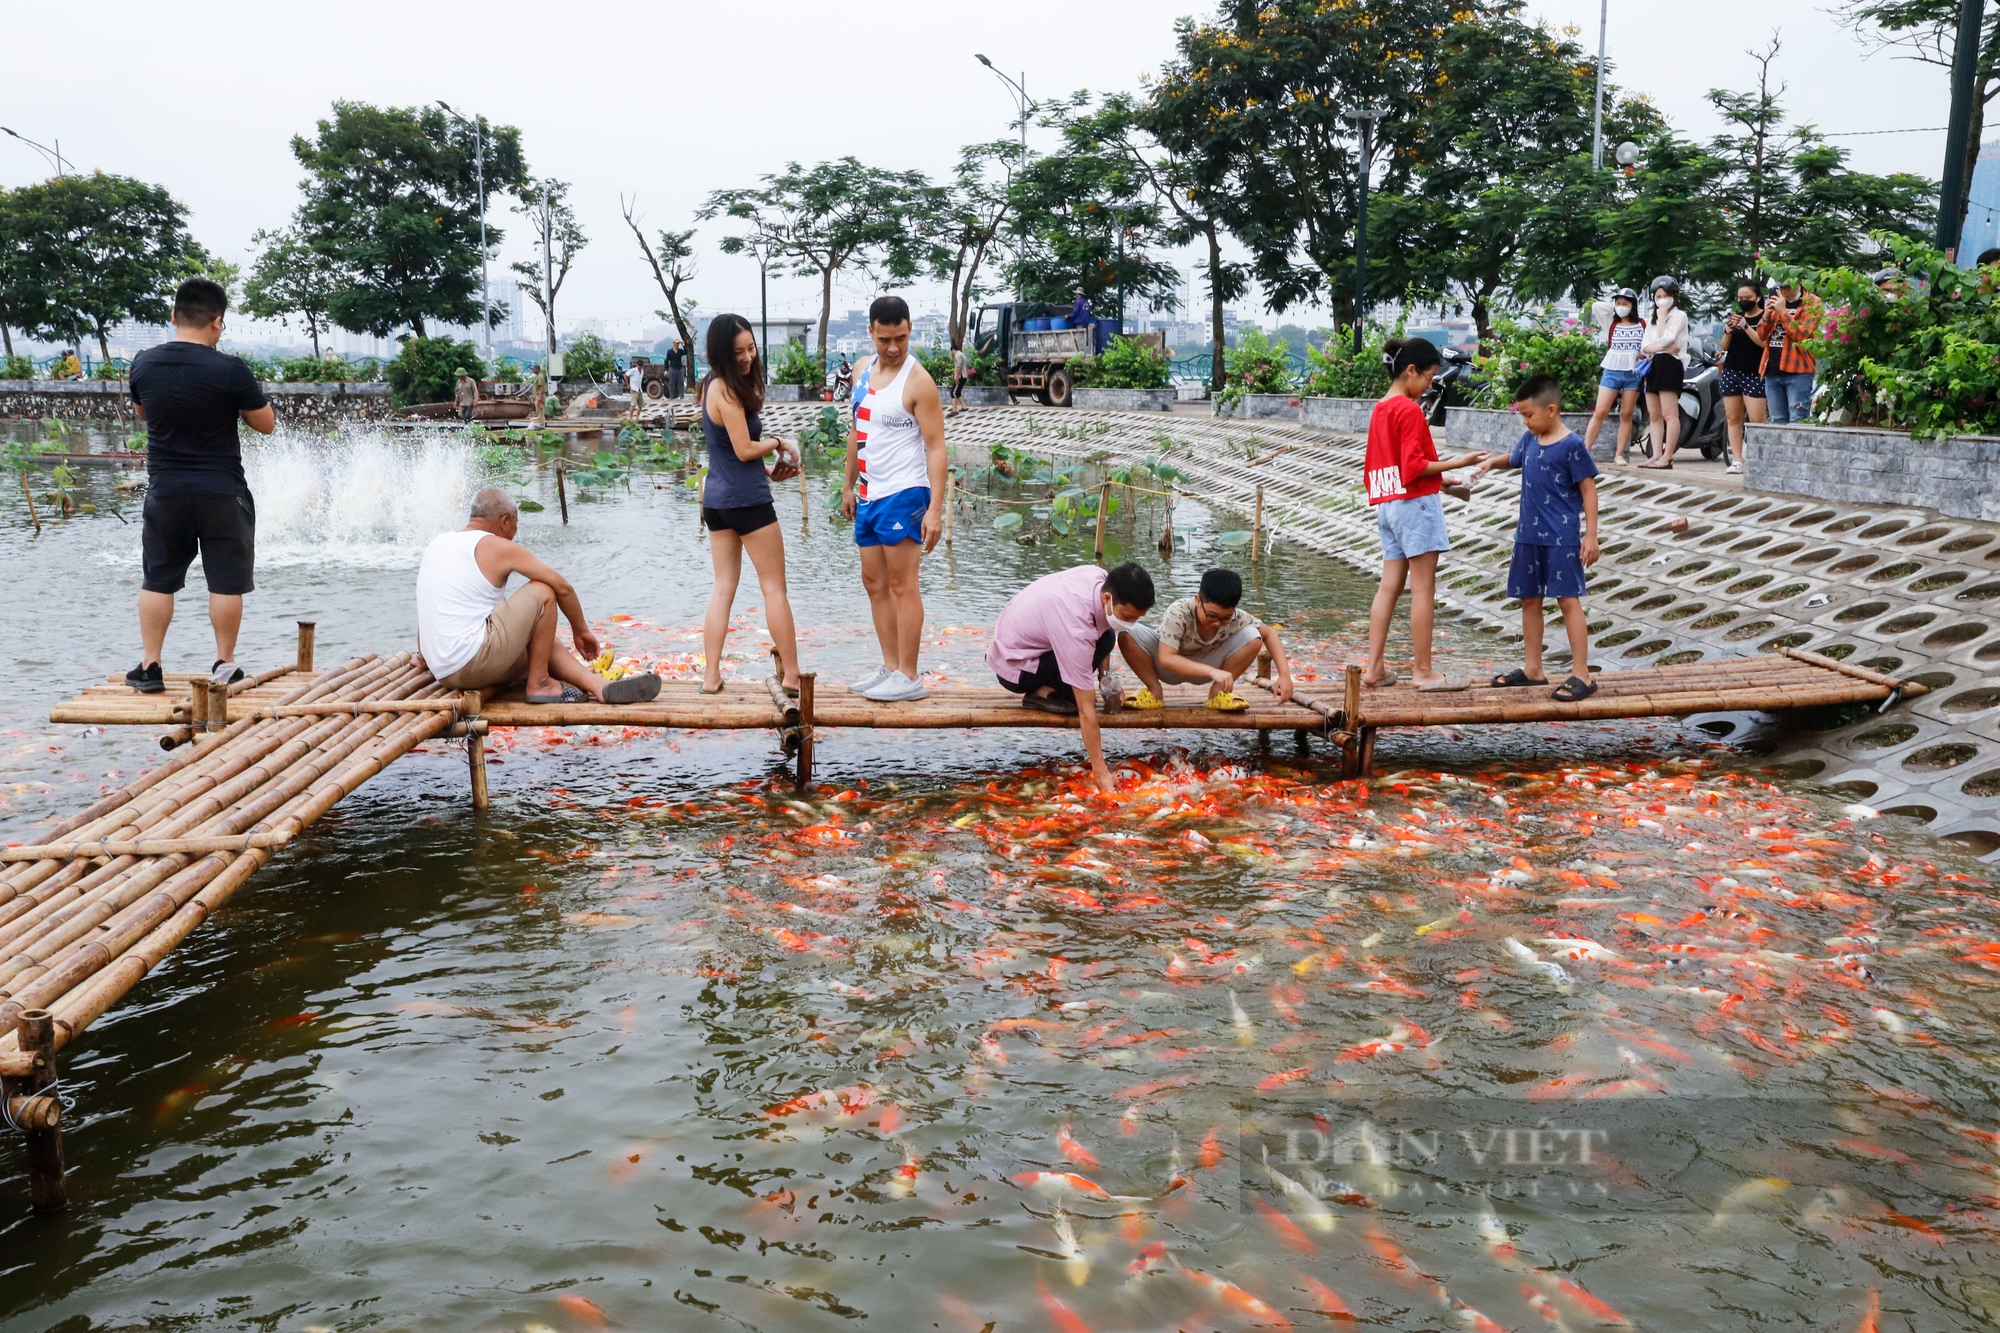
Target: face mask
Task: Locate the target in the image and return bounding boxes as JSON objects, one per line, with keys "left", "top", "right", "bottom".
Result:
{"left": 1104, "top": 598, "right": 1138, "bottom": 633}
{"left": 1656, "top": 295, "right": 1675, "bottom": 310}
{"left": 1615, "top": 303, "right": 1633, "bottom": 318}
{"left": 1739, "top": 299, "right": 1759, "bottom": 313}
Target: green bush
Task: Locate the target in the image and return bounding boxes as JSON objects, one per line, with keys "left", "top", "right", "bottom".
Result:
{"left": 386, "top": 336, "right": 487, "bottom": 406}
{"left": 770, "top": 340, "right": 824, "bottom": 389}
{"left": 1217, "top": 327, "right": 1295, "bottom": 408}
{"left": 92, "top": 360, "right": 127, "bottom": 380}
{"left": 1796, "top": 234, "right": 2000, "bottom": 440}
{"left": 1301, "top": 329, "right": 1393, "bottom": 400}
{"left": 559, "top": 331, "right": 617, "bottom": 380}
{"left": 233, "top": 353, "right": 280, "bottom": 382}
{"left": 1471, "top": 318, "right": 1602, "bottom": 413}
{"left": 1, "top": 354, "right": 32, "bottom": 379}
{"left": 914, "top": 344, "right": 956, "bottom": 383}
{"left": 1070, "top": 336, "right": 1171, "bottom": 390}
{"left": 275, "top": 354, "right": 371, "bottom": 382}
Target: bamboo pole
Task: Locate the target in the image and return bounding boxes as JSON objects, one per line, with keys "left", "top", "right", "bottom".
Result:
{"left": 295, "top": 621, "right": 315, "bottom": 674}
{"left": 796, "top": 672, "right": 817, "bottom": 794}
{"left": 1252, "top": 485, "right": 1265, "bottom": 560}
{"left": 19, "top": 1009, "right": 63, "bottom": 1212}
{"left": 0, "top": 833, "right": 291, "bottom": 863}
{"left": 1781, "top": 646, "right": 1927, "bottom": 696}
{"left": 942, "top": 472, "right": 956, "bottom": 548}
{"left": 555, "top": 459, "right": 570, "bottom": 525}
{"left": 1093, "top": 481, "right": 1112, "bottom": 565}
{"left": 205, "top": 680, "right": 229, "bottom": 735}
{"left": 462, "top": 690, "right": 488, "bottom": 811}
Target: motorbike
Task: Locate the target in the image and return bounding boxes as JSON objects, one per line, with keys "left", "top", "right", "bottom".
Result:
{"left": 1420, "top": 346, "right": 1480, "bottom": 427}
{"left": 1632, "top": 340, "right": 1728, "bottom": 461}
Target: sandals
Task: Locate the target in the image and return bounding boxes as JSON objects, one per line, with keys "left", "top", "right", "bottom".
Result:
{"left": 1415, "top": 678, "right": 1471, "bottom": 693}
{"left": 1128, "top": 688, "right": 1165, "bottom": 711}
{"left": 527, "top": 684, "right": 589, "bottom": 705}
{"left": 1361, "top": 671, "right": 1399, "bottom": 688}
{"left": 1021, "top": 691, "right": 1078, "bottom": 717}
{"left": 1206, "top": 692, "right": 1250, "bottom": 712}
{"left": 1552, "top": 675, "right": 1599, "bottom": 702}
{"left": 602, "top": 672, "right": 663, "bottom": 704}
{"left": 1491, "top": 669, "right": 1549, "bottom": 688}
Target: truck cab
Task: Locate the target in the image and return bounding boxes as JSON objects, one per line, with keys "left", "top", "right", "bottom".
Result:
{"left": 971, "top": 300, "right": 1094, "bottom": 407}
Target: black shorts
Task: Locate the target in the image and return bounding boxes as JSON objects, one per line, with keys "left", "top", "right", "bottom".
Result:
{"left": 951, "top": 376, "right": 967, "bottom": 401}
{"left": 1643, "top": 354, "right": 1685, "bottom": 394}
{"left": 701, "top": 502, "right": 778, "bottom": 536}
{"left": 142, "top": 491, "right": 256, "bottom": 595}
{"left": 997, "top": 631, "right": 1115, "bottom": 695}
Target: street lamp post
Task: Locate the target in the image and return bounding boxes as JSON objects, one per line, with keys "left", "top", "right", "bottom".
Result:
{"left": 1, "top": 128, "right": 72, "bottom": 178}
{"left": 1344, "top": 107, "right": 1388, "bottom": 355}
{"left": 1591, "top": 0, "right": 1609, "bottom": 170}
{"left": 975, "top": 55, "right": 1030, "bottom": 275}
{"left": 437, "top": 102, "right": 492, "bottom": 367}
{"left": 1935, "top": 0, "right": 1986, "bottom": 256}
{"left": 752, "top": 236, "right": 777, "bottom": 377}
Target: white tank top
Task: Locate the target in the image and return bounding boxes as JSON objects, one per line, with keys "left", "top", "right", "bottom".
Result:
{"left": 854, "top": 356, "right": 926, "bottom": 501}
{"left": 416, "top": 530, "right": 505, "bottom": 680}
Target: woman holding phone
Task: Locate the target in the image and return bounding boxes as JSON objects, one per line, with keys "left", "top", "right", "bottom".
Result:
{"left": 1717, "top": 279, "right": 1768, "bottom": 475}
{"left": 698, "top": 313, "right": 803, "bottom": 696}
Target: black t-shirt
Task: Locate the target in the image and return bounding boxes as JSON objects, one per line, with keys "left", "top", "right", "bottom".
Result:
{"left": 1720, "top": 317, "right": 1764, "bottom": 374}
{"left": 664, "top": 347, "right": 685, "bottom": 370}
{"left": 129, "top": 342, "right": 268, "bottom": 497}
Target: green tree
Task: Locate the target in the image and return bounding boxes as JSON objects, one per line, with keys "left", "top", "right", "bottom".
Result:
{"left": 702, "top": 158, "right": 932, "bottom": 372}
{"left": 559, "top": 331, "right": 617, "bottom": 380}
{"left": 921, "top": 140, "right": 1014, "bottom": 351}
{"left": 244, "top": 225, "right": 339, "bottom": 358}
{"left": 288, "top": 101, "right": 527, "bottom": 339}
{"left": 620, "top": 195, "right": 698, "bottom": 360}
{"left": 511, "top": 177, "right": 586, "bottom": 358}
{"left": 386, "top": 334, "right": 485, "bottom": 406}
{"left": 1836, "top": 0, "right": 1998, "bottom": 251}
{"left": 1588, "top": 134, "right": 1742, "bottom": 306}
{"left": 1004, "top": 94, "right": 1180, "bottom": 317}
{"left": 0, "top": 173, "right": 209, "bottom": 359}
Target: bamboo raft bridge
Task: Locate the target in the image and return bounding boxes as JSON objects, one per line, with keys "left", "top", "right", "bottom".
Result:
{"left": 1, "top": 619, "right": 1920, "bottom": 1212}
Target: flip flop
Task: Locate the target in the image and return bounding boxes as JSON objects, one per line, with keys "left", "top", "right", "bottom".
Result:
{"left": 1553, "top": 675, "right": 1600, "bottom": 702}
{"left": 782, "top": 684, "right": 801, "bottom": 700}
{"left": 1490, "top": 669, "right": 1549, "bottom": 688}
{"left": 527, "top": 684, "right": 589, "bottom": 704}
{"left": 1415, "top": 677, "right": 1471, "bottom": 693}
{"left": 1205, "top": 692, "right": 1250, "bottom": 712}
{"left": 1021, "top": 692, "right": 1078, "bottom": 717}
{"left": 1128, "top": 688, "right": 1165, "bottom": 711}
{"left": 1361, "top": 671, "right": 1399, "bottom": 688}
{"left": 603, "top": 672, "right": 662, "bottom": 704}
{"left": 700, "top": 683, "right": 725, "bottom": 695}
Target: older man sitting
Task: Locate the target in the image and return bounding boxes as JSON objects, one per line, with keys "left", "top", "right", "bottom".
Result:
{"left": 417, "top": 488, "right": 661, "bottom": 704}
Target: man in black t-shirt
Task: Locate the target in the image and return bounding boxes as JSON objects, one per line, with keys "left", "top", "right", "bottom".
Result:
{"left": 125, "top": 278, "right": 277, "bottom": 693}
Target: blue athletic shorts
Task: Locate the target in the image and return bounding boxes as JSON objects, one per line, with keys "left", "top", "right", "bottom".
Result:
{"left": 1599, "top": 368, "right": 1643, "bottom": 393}
{"left": 1376, "top": 492, "right": 1451, "bottom": 562}
{"left": 1507, "top": 542, "right": 1588, "bottom": 600}
{"left": 854, "top": 485, "right": 930, "bottom": 547}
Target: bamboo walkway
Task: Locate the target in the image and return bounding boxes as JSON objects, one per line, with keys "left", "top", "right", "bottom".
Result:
{"left": 1, "top": 621, "right": 1919, "bottom": 1215}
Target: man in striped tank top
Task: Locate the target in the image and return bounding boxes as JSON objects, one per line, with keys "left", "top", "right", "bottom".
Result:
{"left": 841, "top": 295, "right": 949, "bottom": 702}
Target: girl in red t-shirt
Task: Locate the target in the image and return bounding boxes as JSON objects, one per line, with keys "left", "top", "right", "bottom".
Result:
{"left": 1361, "top": 337, "right": 1487, "bottom": 691}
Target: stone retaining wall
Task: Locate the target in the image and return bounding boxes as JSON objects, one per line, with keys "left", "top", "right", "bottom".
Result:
{"left": 1071, "top": 388, "right": 1175, "bottom": 412}
{"left": 1300, "top": 397, "right": 1374, "bottom": 434}
{"left": 1745, "top": 421, "right": 2000, "bottom": 523}
{"left": 0, "top": 380, "right": 393, "bottom": 429}
{"left": 1446, "top": 406, "right": 1595, "bottom": 458}
{"left": 1212, "top": 393, "right": 1300, "bottom": 421}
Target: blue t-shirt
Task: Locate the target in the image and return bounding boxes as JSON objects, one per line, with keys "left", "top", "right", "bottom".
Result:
{"left": 1509, "top": 430, "right": 1598, "bottom": 547}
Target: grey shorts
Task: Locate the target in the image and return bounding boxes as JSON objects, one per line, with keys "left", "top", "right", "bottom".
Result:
{"left": 1376, "top": 492, "right": 1451, "bottom": 562}
{"left": 1121, "top": 622, "right": 1261, "bottom": 683}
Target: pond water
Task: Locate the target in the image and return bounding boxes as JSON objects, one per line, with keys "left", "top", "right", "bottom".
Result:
{"left": 0, "top": 424, "right": 1996, "bottom": 1332}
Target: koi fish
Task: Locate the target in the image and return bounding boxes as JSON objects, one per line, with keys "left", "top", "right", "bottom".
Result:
{"left": 1037, "top": 1278, "right": 1092, "bottom": 1333}
{"left": 1260, "top": 1145, "right": 1335, "bottom": 1233}
{"left": 1504, "top": 938, "right": 1575, "bottom": 992}
{"left": 555, "top": 1292, "right": 608, "bottom": 1325}
{"left": 1049, "top": 1207, "right": 1089, "bottom": 1285}
{"left": 1297, "top": 1274, "right": 1357, "bottom": 1322}
{"left": 1058, "top": 1123, "right": 1100, "bottom": 1169}
{"left": 1013, "top": 1171, "right": 1114, "bottom": 1201}
{"left": 1178, "top": 1263, "right": 1293, "bottom": 1330}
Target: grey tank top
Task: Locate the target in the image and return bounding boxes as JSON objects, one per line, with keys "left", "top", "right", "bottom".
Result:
{"left": 700, "top": 385, "right": 772, "bottom": 510}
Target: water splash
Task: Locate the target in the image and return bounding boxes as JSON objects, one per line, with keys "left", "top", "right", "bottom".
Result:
{"left": 246, "top": 428, "right": 488, "bottom": 567}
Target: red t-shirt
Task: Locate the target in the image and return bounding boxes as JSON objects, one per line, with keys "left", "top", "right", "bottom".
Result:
{"left": 1363, "top": 394, "right": 1440, "bottom": 504}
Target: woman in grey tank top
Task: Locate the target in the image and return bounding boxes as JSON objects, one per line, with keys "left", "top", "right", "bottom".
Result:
{"left": 698, "top": 314, "right": 803, "bottom": 696}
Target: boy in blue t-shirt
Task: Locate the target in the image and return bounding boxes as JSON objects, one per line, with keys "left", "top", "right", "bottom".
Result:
{"left": 1473, "top": 375, "right": 1601, "bottom": 701}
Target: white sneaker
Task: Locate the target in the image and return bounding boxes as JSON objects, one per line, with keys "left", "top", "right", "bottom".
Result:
{"left": 848, "top": 665, "right": 891, "bottom": 694}
{"left": 1725, "top": 463, "right": 1743, "bottom": 474}
{"left": 862, "top": 670, "right": 928, "bottom": 702}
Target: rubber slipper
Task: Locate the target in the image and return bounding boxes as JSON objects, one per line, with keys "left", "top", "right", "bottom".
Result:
{"left": 1021, "top": 692, "right": 1078, "bottom": 717}
{"left": 700, "top": 683, "right": 725, "bottom": 695}
{"left": 1128, "top": 688, "right": 1165, "bottom": 711}
{"left": 602, "top": 672, "right": 662, "bottom": 704}
{"left": 1490, "top": 669, "right": 1549, "bottom": 688}
{"left": 1415, "top": 678, "right": 1471, "bottom": 693}
{"left": 1553, "top": 675, "right": 1600, "bottom": 702}
{"left": 1206, "top": 692, "right": 1250, "bottom": 712}
{"left": 782, "top": 684, "right": 800, "bottom": 699}
{"left": 527, "top": 684, "right": 589, "bottom": 704}
{"left": 1361, "top": 671, "right": 1399, "bottom": 688}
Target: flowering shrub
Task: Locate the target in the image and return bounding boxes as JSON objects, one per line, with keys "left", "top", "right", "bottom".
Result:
{"left": 1792, "top": 234, "right": 2000, "bottom": 440}
{"left": 1300, "top": 326, "right": 1392, "bottom": 400}
{"left": 1216, "top": 327, "right": 1295, "bottom": 408}
{"left": 1470, "top": 319, "right": 1602, "bottom": 413}
{"left": 1070, "top": 336, "right": 1172, "bottom": 390}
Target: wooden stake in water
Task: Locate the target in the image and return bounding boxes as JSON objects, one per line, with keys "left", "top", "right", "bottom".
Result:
{"left": 942, "top": 473, "right": 956, "bottom": 548}
{"left": 1252, "top": 485, "right": 1265, "bottom": 560}
{"left": 555, "top": 459, "right": 570, "bottom": 525}
{"left": 295, "top": 621, "right": 316, "bottom": 675}
{"left": 462, "top": 691, "right": 488, "bottom": 811}
{"left": 19, "top": 1009, "right": 65, "bottom": 1213}
{"left": 795, "top": 672, "right": 817, "bottom": 794}
{"left": 1093, "top": 481, "right": 1113, "bottom": 565}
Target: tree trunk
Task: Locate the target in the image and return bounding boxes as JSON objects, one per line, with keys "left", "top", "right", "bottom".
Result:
{"left": 1473, "top": 294, "right": 1494, "bottom": 353}
{"left": 412, "top": 316, "right": 428, "bottom": 339}
{"left": 309, "top": 319, "right": 322, "bottom": 361}
{"left": 96, "top": 324, "right": 112, "bottom": 365}
{"left": 2, "top": 323, "right": 12, "bottom": 357}
{"left": 816, "top": 267, "right": 834, "bottom": 375}
{"left": 1207, "top": 228, "right": 1227, "bottom": 393}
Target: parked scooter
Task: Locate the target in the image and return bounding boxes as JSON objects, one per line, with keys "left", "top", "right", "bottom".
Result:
{"left": 1421, "top": 346, "right": 1480, "bottom": 427}
{"left": 1633, "top": 339, "right": 1728, "bottom": 461}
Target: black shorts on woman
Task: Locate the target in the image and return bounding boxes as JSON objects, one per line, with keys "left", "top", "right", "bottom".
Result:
{"left": 1643, "top": 355, "right": 1684, "bottom": 394}
{"left": 701, "top": 502, "right": 778, "bottom": 536}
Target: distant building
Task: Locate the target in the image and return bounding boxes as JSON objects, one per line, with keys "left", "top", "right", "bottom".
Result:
{"left": 1963, "top": 137, "right": 2000, "bottom": 261}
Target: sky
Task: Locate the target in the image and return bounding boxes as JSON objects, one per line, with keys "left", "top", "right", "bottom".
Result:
{"left": 0, "top": 0, "right": 1969, "bottom": 347}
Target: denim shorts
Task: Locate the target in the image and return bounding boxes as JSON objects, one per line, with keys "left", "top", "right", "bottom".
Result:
{"left": 1506, "top": 542, "right": 1589, "bottom": 600}
{"left": 1376, "top": 492, "right": 1451, "bottom": 562}
{"left": 1598, "top": 368, "right": 1644, "bottom": 393}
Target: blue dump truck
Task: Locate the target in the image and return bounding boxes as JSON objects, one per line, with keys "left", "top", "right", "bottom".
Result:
{"left": 970, "top": 300, "right": 1123, "bottom": 407}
